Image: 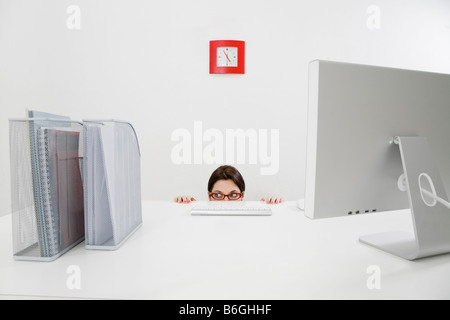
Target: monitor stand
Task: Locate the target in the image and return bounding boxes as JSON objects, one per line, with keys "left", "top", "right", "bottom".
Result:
{"left": 359, "top": 136, "right": 450, "bottom": 260}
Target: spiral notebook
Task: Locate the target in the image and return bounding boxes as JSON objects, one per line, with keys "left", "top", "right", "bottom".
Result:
{"left": 10, "top": 113, "right": 85, "bottom": 261}
{"left": 28, "top": 111, "right": 72, "bottom": 257}
{"left": 37, "top": 127, "right": 84, "bottom": 256}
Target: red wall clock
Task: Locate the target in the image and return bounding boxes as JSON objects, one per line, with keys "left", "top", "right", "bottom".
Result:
{"left": 209, "top": 40, "right": 245, "bottom": 74}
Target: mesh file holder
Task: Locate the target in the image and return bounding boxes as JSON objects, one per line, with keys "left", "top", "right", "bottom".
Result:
{"left": 83, "top": 120, "right": 142, "bottom": 250}
{"left": 9, "top": 118, "right": 85, "bottom": 261}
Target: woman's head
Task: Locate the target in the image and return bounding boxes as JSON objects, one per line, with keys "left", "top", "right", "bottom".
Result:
{"left": 207, "top": 165, "right": 245, "bottom": 201}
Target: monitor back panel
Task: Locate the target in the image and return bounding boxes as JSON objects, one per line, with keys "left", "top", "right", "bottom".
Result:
{"left": 305, "top": 60, "right": 450, "bottom": 219}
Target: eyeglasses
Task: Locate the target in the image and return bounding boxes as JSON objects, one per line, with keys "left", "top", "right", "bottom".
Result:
{"left": 209, "top": 192, "right": 243, "bottom": 201}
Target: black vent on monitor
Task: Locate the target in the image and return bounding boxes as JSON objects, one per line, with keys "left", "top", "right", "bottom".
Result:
{"left": 348, "top": 209, "right": 377, "bottom": 215}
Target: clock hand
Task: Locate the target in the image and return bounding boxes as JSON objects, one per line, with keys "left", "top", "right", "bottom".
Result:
{"left": 223, "top": 50, "right": 231, "bottom": 63}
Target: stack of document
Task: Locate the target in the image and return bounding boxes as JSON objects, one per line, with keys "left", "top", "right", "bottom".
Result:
{"left": 83, "top": 120, "right": 143, "bottom": 250}
{"left": 37, "top": 126, "right": 85, "bottom": 256}
{"left": 9, "top": 112, "right": 85, "bottom": 261}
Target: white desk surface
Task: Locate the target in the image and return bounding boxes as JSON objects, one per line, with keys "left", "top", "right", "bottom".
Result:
{"left": 1, "top": 201, "right": 450, "bottom": 300}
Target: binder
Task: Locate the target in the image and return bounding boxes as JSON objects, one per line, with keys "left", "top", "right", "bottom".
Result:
{"left": 83, "top": 120, "right": 142, "bottom": 250}
{"left": 9, "top": 117, "right": 85, "bottom": 261}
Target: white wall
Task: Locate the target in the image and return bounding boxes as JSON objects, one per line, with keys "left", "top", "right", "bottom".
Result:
{"left": 1, "top": 0, "right": 450, "bottom": 217}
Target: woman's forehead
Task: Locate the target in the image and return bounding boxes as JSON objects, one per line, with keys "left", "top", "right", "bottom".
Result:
{"left": 211, "top": 179, "right": 239, "bottom": 191}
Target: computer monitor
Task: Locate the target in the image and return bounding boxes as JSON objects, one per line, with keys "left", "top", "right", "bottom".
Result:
{"left": 304, "top": 60, "right": 450, "bottom": 260}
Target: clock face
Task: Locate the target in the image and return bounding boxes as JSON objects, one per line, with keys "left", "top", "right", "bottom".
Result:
{"left": 217, "top": 47, "right": 238, "bottom": 67}
{"left": 209, "top": 40, "right": 244, "bottom": 74}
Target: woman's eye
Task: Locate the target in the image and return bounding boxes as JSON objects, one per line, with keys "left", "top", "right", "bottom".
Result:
{"left": 214, "top": 193, "right": 224, "bottom": 198}
{"left": 229, "top": 193, "right": 238, "bottom": 198}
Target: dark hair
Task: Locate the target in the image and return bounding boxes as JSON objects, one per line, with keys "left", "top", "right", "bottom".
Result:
{"left": 207, "top": 165, "right": 245, "bottom": 192}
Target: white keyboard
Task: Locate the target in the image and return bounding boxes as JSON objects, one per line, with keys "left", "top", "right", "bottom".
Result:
{"left": 190, "top": 201, "right": 272, "bottom": 216}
